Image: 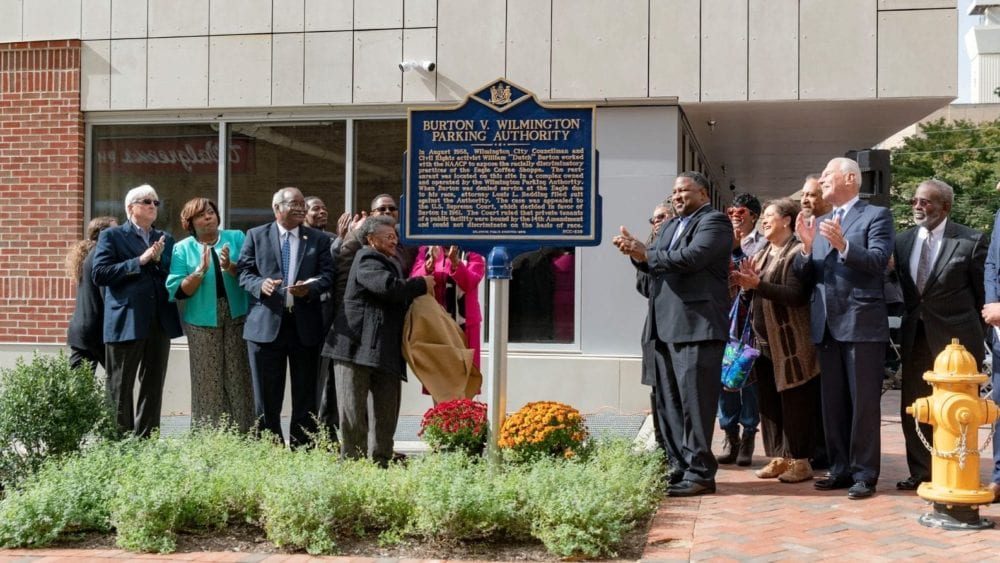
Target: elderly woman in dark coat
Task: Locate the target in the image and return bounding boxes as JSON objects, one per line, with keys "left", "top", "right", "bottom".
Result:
{"left": 323, "top": 215, "right": 433, "bottom": 466}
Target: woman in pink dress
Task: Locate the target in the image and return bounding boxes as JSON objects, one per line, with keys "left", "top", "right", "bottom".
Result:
{"left": 410, "top": 246, "right": 485, "bottom": 370}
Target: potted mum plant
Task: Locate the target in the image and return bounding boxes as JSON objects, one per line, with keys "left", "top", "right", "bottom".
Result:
{"left": 498, "top": 400, "right": 588, "bottom": 461}
{"left": 418, "top": 399, "right": 488, "bottom": 456}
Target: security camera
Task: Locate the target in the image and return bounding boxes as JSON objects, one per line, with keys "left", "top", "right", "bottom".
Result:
{"left": 399, "top": 60, "right": 436, "bottom": 72}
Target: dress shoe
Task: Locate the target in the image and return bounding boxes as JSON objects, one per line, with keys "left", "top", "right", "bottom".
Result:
{"left": 778, "top": 459, "right": 814, "bottom": 483}
{"left": 755, "top": 458, "right": 789, "bottom": 479}
{"left": 847, "top": 481, "right": 876, "bottom": 500}
{"left": 665, "top": 468, "right": 685, "bottom": 486}
{"left": 814, "top": 474, "right": 853, "bottom": 490}
{"left": 667, "top": 479, "right": 716, "bottom": 497}
{"left": 895, "top": 476, "right": 925, "bottom": 491}
{"left": 988, "top": 482, "right": 1000, "bottom": 503}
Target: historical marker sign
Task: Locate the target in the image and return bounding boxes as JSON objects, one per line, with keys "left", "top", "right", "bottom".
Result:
{"left": 400, "top": 78, "right": 600, "bottom": 250}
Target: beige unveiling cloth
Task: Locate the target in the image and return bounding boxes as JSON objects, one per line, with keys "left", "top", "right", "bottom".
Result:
{"left": 402, "top": 294, "right": 482, "bottom": 403}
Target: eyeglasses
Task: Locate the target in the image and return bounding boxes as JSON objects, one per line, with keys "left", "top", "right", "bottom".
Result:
{"left": 373, "top": 205, "right": 398, "bottom": 213}
{"left": 280, "top": 200, "right": 306, "bottom": 210}
{"left": 648, "top": 213, "right": 668, "bottom": 224}
{"left": 726, "top": 207, "right": 750, "bottom": 218}
{"left": 909, "top": 197, "right": 936, "bottom": 208}
{"left": 133, "top": 198, "right": 160, "bottom": 207}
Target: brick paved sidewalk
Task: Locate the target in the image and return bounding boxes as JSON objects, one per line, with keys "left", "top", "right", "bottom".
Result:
{"left": 642, "top": 390, "right": 1000, "bottom": 562}
{"left": 5, "top": 391, "right": 1000, "bottom": 562}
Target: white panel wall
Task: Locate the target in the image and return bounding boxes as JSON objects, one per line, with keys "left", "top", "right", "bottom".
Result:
{"left": 272, "top": 33, "right": 304, "bottom": 105}
{"left": 109, "top": 39, "right": 147, "bottom": 108}
{"left": 506, "top": 0, "right": 551, "bottom": 99}
{"left": 404, "top": 0, "right": 436, "bottom": 28}
{"left": 354, "top": 30, "right": 402, "bottom": 103}
{"left": 148, "top": 0, "right": 208, "bottom": 38}
{"left": 582, "top": 107, "right": 679, "bottom": 356}
{"left": 210, "top": 35, "right": 271, "bottom": 107}
{"left": 800, "top": 0, "right": 877, "bottom": 100}
{"left": 147, "top": 37, "right": 208, "bottom": 108}
{"left": 211, "top": 0, "right": 272, "bottom": 35}
{"left": 273, "top": 0, "right": 305, "bottom": 32}
{"left": 81, "top": 0, "right": 111, "bottom": 39}
{"left": 878, "top": 9, "right": 956, "bottom": 98}
{"left": 356, "top": 0, "right": 403, "bottom": 30}
{"left": 436, "top": 0, "right": 504, "bottom": 100}
{"left": 305, "top": 0, "right": 353, "bottom": 32}
{"left": 111, "top": 0, "right": 147, "bottom": 38}
{"left": 303, "top": 31, "right": 353, "bottom": 103}
{"left": 552, "top": 0, "right": 647, "bottom": 99}
{"left": 878, "top": 0, "right": 953, "bottom": 8}
{"left": 22, "top": 0, "right": 80, "bottom": 41}
{"left": 749, "top": 0, "right": 798, "bottom": 100}
{"left": 701, "top": 0, "right": 747, "bottom": 101}
{"left": 402, "top": 28, "right": 436, "bottom": 102}
{"left": 0, "top": 0, "right": 21, "bottom": 42}
{"left": 81, "top": 40, "right": 110, "bottom": 109}
{"left": 649, "top": 0, "right": 699, "bottom": 101}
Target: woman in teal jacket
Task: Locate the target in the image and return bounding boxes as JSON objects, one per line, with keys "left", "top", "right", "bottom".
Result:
{"left": 167, "top": 198, "right": 254, "bottom": 432}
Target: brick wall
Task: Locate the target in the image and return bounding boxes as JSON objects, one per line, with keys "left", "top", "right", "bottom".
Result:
{"left": 0, "top": 40, "right": 83, "bottom": 343}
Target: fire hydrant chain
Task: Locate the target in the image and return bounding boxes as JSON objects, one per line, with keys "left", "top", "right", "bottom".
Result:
{"left": 914, "top": 418, "right": 1000, "bottom": 471}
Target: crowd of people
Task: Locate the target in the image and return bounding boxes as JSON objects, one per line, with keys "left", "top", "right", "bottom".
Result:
{"left": 614, "top": 156, "right": 998, "bottom": 502}
{"left": 67, "top": 185, "right": 485, "bottom": 465}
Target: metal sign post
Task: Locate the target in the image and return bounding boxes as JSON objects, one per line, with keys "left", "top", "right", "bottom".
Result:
{"left": 485, "top": 247, "right": 512, "bottom": 462}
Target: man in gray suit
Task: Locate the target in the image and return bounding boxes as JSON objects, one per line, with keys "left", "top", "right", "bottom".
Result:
{"left": 893, "top": 179, "right": 985, "bottom": 491}
{"left": 614, "top": 171, "right": 732, "bottom": 496}
{"left": 794, "top": 157, "right": 895, "bottom": 500}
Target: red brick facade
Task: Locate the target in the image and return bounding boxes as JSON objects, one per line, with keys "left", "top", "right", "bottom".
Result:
{"left": 0, "top": 40, "right": 83, "bottom": 343}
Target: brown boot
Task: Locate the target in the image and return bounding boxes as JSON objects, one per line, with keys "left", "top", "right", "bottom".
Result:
{"left": 778, "top": 458, "right": 814, "bottom": 483}
{"left": 736, "top": 429, "right": 755, "bottom": 466}
{"left": 755, "top": 458, "right": 789, "bottom": 479}
{"left": 717, "top": 429, "right": 739, "bottom": 464}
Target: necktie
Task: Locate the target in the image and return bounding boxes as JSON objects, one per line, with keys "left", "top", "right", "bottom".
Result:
{"left": 833, "top": 208, "right": 844, "bottom": 223}
{"left": 915, "top": 233, "right": 932, "bottom": 294}
{"left": 281, "top": 232, "right": 291, "bottom": 287}
{"left": 669, "top": 217, "right": 690, "bottom": 249}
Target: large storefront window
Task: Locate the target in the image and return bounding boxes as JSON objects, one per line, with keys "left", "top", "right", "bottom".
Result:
{"left": 227, "top": 122, "right": 346, "bottom": 232}
{"left": 91, "top": 124, "right": 221, "bottom": 240}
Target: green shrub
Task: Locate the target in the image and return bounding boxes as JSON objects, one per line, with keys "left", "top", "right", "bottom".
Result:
{"left": 0, "top": 352, "right": 114, "bottom": 486}
{"left": 522, "top": 439, "right": 665, "bottom": 559}
{"left": 406, "top": 452, "right": 525, "bottom": 540}
{"left": 0, "top": 440, "right": 128, "bottom": 547}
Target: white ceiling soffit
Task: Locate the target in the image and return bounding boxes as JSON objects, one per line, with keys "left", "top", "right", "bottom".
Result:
{"left": 681, "top": 97, "right": 954, "bottom": 200}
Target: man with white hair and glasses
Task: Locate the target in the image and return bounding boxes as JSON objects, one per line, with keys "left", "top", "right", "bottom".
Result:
{"left": 92, "top": 184, "right": 182, "bottom": 438}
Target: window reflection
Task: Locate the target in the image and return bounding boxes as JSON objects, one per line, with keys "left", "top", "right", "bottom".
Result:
{"left": 227, "top": 122, "right": 346, "bottom": 232}
{"left": 506, "top": 247, "right": 575, "bottom": 343}
{"left": 354, "top": 120, "right": 406, "bottom": 210}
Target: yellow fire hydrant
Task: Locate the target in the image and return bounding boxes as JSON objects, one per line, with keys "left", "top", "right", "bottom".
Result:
{"left": 906, "top": 339, "right": 1000, "bottom": 530}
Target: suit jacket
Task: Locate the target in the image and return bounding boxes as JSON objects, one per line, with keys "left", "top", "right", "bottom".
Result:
{"left": 794, "top": 200, "right": 894, "bottom": 343}
{"left": 91, "top": 221, "right": 183, "bottom": 343}
{"left": 324, "top": 246, "right": 428, "bottom": 379}
{"left": 633, "top": 204, "right": 732, "bottom": 344}
{"left": 985, "top": 209, "right": 1000, "bottom": 311}
{"left": 67, "top": 250, "right": 105, "bottom": 352}
{"left": 237, "top": 222, "right": 335, "bottom": 346}
{"left": 894, "top": 220, "right": 986, "bottom": 361}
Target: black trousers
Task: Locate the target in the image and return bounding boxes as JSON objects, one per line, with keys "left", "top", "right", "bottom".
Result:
{"left": 246, "top": 312, "right": 318, "bottom": 448}
{"left": 105, "top": 314, "right": 170, "bottom": 439}
{"left": 756, "top": 354, "right": 823, "bottom": 460}
{"left": 654, "top": 338, "right": 725, "bottom": 486}
{"left": 900, "top": 322, "right": 934, "bottom": 481}
{"left": 817, "top": 336, "right": 884, "bottom": 484}
{"left": 316, "top": 355, "right": 339, "bottom": 438}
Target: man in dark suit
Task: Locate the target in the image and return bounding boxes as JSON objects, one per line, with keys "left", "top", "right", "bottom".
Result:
{"left": 238, "top": 187, "right": 335, "bottom": 448}
{"left": 304, "top": 195, "right": 339, "bottom": 440}
{"left": 980, "top": 180, "right": 1000, "bottom": 501}
{"left": 894, "top": 179, "right": 985, "bottom": 491}
{"left": 614, "top": 171, "right": 732, "bottom": 496}
{"left": 794, "top": 157, "right": 895, "bottom": 500}
{"left": 92, "top": 184, "right": 183, "bottom": 438}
